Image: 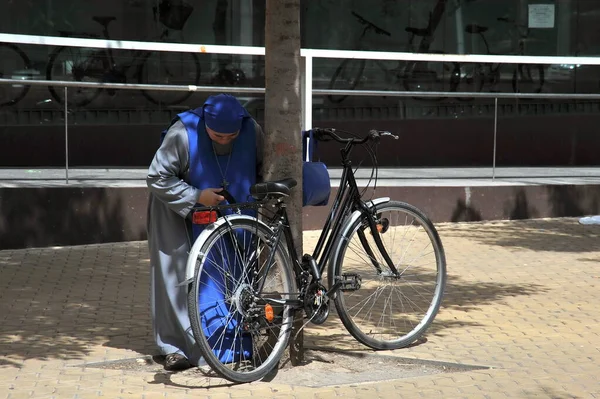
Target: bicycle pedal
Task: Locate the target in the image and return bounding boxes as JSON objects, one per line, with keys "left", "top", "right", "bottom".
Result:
{"left": 338, "top": 273, "right": 362, "bottom": 291}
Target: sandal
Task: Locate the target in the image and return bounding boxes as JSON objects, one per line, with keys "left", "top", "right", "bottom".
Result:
{"left": 164, "top": 353, "right": 192, "bottom": 371}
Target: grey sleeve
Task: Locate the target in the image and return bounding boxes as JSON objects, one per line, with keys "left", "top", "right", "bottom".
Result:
{"left": 146, "top": 120, "right": 200, "bottom": 218}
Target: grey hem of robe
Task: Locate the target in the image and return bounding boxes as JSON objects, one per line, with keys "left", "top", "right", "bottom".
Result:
{"left": 146, "top": 118, "right": 263, "bottom": 364}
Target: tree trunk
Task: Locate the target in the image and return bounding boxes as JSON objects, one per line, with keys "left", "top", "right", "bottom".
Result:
{"left": 264, "top": 0, "right": 303, "bottom": 365}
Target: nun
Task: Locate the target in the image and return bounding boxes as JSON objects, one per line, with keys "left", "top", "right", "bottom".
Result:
{"left": 146, "top": 93, "right": 263, "bottom": 371}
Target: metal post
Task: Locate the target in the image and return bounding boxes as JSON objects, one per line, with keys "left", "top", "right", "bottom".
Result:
{"left": 301, "top": 55, "right": 313, "bottom": 130}
{"left": 492, "top": 97, "right": 498, "bottom": 180}
{"left": 64, "top": 87, "right": 69, "bottom": 184}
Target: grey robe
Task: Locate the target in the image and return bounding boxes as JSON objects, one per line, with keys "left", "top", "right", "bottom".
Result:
{"left": 146, "top": 119, "right": 263, "bottom": 364}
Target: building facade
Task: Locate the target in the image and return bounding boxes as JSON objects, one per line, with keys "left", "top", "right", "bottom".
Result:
{"left": 1, "top": 0, "right": 600, "bottom": 168}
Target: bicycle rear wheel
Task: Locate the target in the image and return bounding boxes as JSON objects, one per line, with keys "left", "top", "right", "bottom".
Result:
{"left": 330, "top": 201, "right": 446, "bottom": 350}
{"left": 46, "top": 46, "right": 106, "bottom": 107}
{"left": 138, "top": 51, "right": 200, "bottom": 105}
{"left": 187, "top": 218, "right": 296, "bottom": 383}
{"left": 0, "top": 43, "right": 32, "bottom": 106}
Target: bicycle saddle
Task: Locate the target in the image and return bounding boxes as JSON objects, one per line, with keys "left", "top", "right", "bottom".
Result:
{"left": 93, "top": 16, "right": 117, "bottom": 27}
{"left": 465, "top": 24, "right": 488, "bottom": 34}
{"left": 250, "top": 178, "right": 297, "bottom": 200}
{"left": 405, "top": 27, "right": 430, "bottom": 37}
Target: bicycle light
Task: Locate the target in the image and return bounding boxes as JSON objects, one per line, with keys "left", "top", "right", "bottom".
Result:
{"left": 192, "top": 210, "right": 218, "bottom": 225}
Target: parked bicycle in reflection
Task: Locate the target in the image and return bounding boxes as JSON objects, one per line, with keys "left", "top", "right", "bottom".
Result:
{"left": 1, "top": 0, "right": 252, "bottom": 108}
{"left": 328, "top": 11, "right": 546, "bottom": 104}
{"left": 46, "top": 1, "right": 200, "bottom": 107}
{"left": 455, "top": 16, "right": 545, "bottom": 97}
{"left": 328, "top": 10, "right": 459, "bottom": 103}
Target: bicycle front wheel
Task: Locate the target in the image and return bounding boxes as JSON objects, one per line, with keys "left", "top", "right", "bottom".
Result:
{"left": 330, "top": 201, "right": 446, "bottom": 350}
{"left": 138, "top": 51, "right": 200, "bottom": 105}
{"left": 187, "top": 218, "right": 296, "bottom": 383}
{"left": 0, "top": 43, "right": 32, "bottom": 106}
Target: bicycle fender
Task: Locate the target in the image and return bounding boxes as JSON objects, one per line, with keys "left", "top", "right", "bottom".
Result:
{"left": 341, "top": 197, "right": 390, "bottom": 237}
{"left": 183, "top": 214, "right": 273, "bottom": 284}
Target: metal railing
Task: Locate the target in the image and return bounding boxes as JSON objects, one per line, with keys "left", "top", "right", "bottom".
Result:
{"left": 3, "top": 32, "right": 600, "bottom": 183}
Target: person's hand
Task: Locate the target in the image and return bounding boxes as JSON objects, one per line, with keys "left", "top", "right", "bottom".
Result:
{"left": 198, "top": 188, "right": 225, "bottom": 206}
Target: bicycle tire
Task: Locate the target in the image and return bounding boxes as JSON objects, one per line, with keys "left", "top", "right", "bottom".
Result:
{"left": 46, "top": 46, "right": 106, "bottom": 107}
{"left": 329, "top": 200, "right": 446, "bottom": 350}
{"left": 138, "top": 51, "right": 200, "bottom": 105}
{"left": 187, "top": 217, "right": 296, "bottom": 383}
{"left": 512, "top": 64, "right": 545, "bottom": 94}
{"left": 327, "top": 59, "right": 365, "bottom": 104}
{"left": 0, "top": 43, "right": 32, "bottom": 107}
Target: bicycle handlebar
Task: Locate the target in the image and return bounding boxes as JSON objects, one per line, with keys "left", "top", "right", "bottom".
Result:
{"left": 312, "top": 128, "right": 399, "bottom": 145}
{"left": 351, "top": 11, "right": 391, "bottom": 37}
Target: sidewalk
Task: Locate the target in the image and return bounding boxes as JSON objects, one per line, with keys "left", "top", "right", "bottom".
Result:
{"left": 1, "top": 218, "right": 599, "bottom": 398}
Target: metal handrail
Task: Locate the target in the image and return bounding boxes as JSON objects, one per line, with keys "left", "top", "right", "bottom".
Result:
{"left": 3, "top": 78, "right": 600, "bottom": 100}
{"left": 0, "top": 78, "right": 265, "bottom": 94}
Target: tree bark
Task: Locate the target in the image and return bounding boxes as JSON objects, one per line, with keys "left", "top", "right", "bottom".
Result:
{"left": 264, "top": 0, "right": 303, "bottom": 365}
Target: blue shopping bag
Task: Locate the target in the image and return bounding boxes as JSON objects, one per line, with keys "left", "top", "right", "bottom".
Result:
{"left": 302, "top": 130, "right": 331, "bottom": 207}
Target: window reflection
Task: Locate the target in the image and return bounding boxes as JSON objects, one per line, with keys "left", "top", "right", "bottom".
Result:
{"left": 1, "top": 0, "right": 600, "bottom": 170}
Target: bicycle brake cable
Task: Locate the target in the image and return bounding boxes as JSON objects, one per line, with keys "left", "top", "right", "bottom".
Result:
{"left": 360, "top": 139, "right": 379, "bottom": 199}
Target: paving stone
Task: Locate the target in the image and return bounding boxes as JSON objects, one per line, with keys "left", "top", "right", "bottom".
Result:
{"left": 1, "top": 218, "right": 599, "bottom": 398}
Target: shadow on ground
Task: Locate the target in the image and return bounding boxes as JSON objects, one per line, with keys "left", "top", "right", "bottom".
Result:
{"left": 0, "top": 219, "right": 563, "bottom": 367}
{"left": 439, "top": 218, "right": 600, "bottom": 253}
{"left": 0, "top": 242, "right": 155, "bottom": 367}
{"left": 308, "top": 270, "right": 547, "bottom": 345}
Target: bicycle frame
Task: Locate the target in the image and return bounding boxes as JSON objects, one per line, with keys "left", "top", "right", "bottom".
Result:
{"left": 98, "top": 28, "right": 171, "bottom": 74}
{"left": 264, "top": 137, "right": 399, "bottom": 295}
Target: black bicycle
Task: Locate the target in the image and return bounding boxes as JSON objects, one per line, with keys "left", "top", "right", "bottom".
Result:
{"left": 46, "top": 2, "right": 200, "bottom": 107}
{"left": 184, "top": 128, "right": 447, "bottom": 383}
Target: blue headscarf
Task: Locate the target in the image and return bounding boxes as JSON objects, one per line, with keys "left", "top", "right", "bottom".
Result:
{"left": 202, "top": 94, "right": 250, "bottom": 134}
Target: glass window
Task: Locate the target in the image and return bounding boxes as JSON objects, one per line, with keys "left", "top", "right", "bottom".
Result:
{"left": 0, "top": 1, "right": 266, "bottom": 45}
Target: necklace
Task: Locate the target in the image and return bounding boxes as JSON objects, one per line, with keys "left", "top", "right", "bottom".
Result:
{"left": 212, "top": 142, "right": 233, "bottom": 189}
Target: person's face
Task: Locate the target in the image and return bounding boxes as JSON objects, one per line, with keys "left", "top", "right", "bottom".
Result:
{"left": 206, "top": 125, "right": 239, "bottom": 145}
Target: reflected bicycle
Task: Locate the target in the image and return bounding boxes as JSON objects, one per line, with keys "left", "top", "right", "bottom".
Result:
{"left": 455, "top": 16, "right": 545, "bottom": 96}
{"left": 328, "top": 11, "right": 459, "bottom": 103}
{"left": 46, "top": 5, "right": 200, "bottom": 107}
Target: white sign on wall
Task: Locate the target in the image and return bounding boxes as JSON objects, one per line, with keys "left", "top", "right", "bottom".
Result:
{"left": 528, "top": 4, "right": 555, "bottom": 28}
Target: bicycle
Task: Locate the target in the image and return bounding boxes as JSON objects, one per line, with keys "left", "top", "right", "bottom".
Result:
{"left": 456, "top": 17, "right": 545, "bottom": 96}
{"left": 184, "top": 128, "right": 447, "bottom": 383}
{"left": 328, "top": 11, "right": 459, "bottom": 103}
{"left": 46, "top": 3, "right": 200, "bottom": 107}
{"left": 0, "top": 42, "right": 32, "bottom": 107}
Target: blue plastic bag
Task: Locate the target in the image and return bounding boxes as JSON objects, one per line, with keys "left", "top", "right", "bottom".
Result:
{"left": 302, "top": 130, "right": 331, "bottom": 207}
